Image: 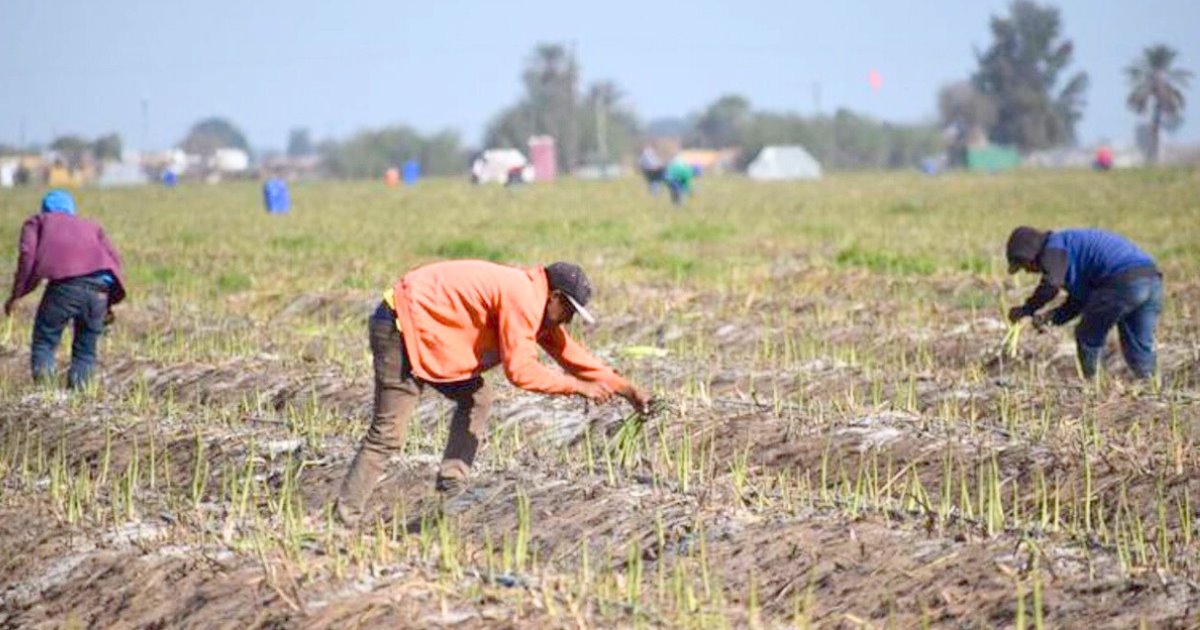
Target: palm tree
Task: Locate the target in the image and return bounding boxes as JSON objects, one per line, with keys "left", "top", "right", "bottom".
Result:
{"left": 1126, "top": 45, "right": 1192, "bottom": 164}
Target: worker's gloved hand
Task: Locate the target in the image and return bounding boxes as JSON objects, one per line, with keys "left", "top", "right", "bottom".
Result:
{"left": 1007, "top": 306, "right": 1029, "bottom": 324}
{"left": 103, "top": 309, "right": 116, "bottom": 327}
{"left": 619, "top": 385, "right": 653, "bottom": 415}
{"left": 577, "top": 380, "right": 614, "bottom": 405}
{"left": 1030, "top": 311, "right": 1051, "bottom": 332}
{"left": 3, "top": 297, "right": 14, "bottom": 317}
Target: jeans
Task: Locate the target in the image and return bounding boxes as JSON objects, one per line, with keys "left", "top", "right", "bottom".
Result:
{"left": 337, "top": 303, "right": 493, "bottom": 523}
{"left": 1075, "top": 274, "right": 1163, "bottom": 378}
{"left": 666, "top": 180, "right": 687, "bottom": 205}
{"left": 31, "top": 277, "right": 109, "bottom": 388}
{"left": 642, "top": 167, "right": 665, "bottom": 194}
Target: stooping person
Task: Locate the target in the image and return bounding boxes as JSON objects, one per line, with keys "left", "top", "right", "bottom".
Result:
{"left": 638, "top": 145, "right": 665, "bottom": 193}
{"left": 336, "top": 259, "right": 652, "bottom": 525}
{"left": 664, "top": 157, "right": 694, "bottom": 206}
{"left": 4, "top": 190, "right": 127, "bottom": 388}
{"left": 1005, "top": 226, "right": 1162, "bottom": 380}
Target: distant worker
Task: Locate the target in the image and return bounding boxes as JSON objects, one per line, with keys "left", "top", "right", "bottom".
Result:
{"left": 1093, "top": 146, "right": 1114, "bottom": 171}
{"left": 4, "top": 190, "right": 127, "bottom": 388}
{"left": 336, "top": 260, "right": 652, "bottom": 525}
{"left": 14, "top": 163, "right": 31, "bottom": 186}
{"left": 638, "top": 145, "right": 665, "bottom": 193}
{"left": 664, "top": 158, "right": 694, "bottom": 206}
{"left": 47, "top": 159, "right": 71, "bottom": 187}
{"left": 384, "top": 167, "right": 401, "bottom": 187}
{"left": 1006, "top": 226, "right": 1162, "bottom": 380}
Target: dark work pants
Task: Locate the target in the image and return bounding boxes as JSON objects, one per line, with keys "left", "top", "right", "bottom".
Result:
{"left": 337, "top": 303, "right": 493, "bottom": 520}
{"left": 1075, "top": 274, "right": 1163, "bottom": 379}
{"left": 31, "top": 277, "right": 109, "bottom": 388}
{"left": 666, "top": 179, "right": 687, "bottom": 205}
{"left": 642, "top": 167, "right": 665, "bottom": 193}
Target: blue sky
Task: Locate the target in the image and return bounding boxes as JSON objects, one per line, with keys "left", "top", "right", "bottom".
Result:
{"left": 1, "top": 0, "right": 1197, "bottom": 151}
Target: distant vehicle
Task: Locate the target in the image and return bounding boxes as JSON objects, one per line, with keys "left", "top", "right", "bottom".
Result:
{"left": 212, "top": 148, "right": 250, "bottom": 173}
{"left": 471, "top": 149, "right": 533, "bottom": 185}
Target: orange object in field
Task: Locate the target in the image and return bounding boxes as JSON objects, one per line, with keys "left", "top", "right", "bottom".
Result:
{"left": 384, "top": 167, "right": 400, "bottom": 187}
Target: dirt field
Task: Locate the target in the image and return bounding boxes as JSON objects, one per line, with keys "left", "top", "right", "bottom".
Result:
{"left": 1, "top": 171, "right": 1199, "bottom": 627}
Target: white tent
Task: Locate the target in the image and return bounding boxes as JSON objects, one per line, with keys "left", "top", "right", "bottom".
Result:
{"left": 746, "top": 145, "right": 822, "bottom": 180}
{"left": 0, "top": 160, "right": 15, "bottom": 188}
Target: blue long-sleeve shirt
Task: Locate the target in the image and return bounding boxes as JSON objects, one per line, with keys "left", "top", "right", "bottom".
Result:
{"left": 1021, "top": 228, "right": 1157, "bottom": 324}
{"left": 1047, "top": 229, "right": 1156, "bottom": 300}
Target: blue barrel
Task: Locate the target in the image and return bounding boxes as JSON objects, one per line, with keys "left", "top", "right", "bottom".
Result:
{"left": 402, "top": 159, "right": 420, "bottom": 185}
{"left": 263, "top": 178, "right": 290, "bottom": 214}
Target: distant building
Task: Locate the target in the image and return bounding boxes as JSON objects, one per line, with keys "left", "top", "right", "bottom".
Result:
{"left": 527, "top": 136, "right": 557, "bottom": 182}
{"left": 574, "top": 163, "right": 623, "bottom": 180}
{"left": 260, "top": 154, "right": 322, "bottom": 180}
{"left": 676, "top": 149, "right": 740, "bottom": 174}
{"left": 1160, "top": 143, "right": 1200, "bottom": 166}
{"left": 1023, "top": 146, "right": 1145, "bottom": 170}
{"left": 97, "top": 159, "right": 149, "bottom": 187}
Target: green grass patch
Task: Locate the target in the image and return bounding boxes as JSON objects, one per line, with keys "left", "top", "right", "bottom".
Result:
{"left": 888, "top": 199, "right": 926, "bottom": 215}
{"left": 581, "top": 219, "right": 635, "bottom": 247}
{"left": 271, "top": 235, "right": 321, "bottom": 251}
{"left": 957, "top": 255, "right": 991, "bottom": 275}
{"left": 216, "top": 271, "right": 252, "bottom": 293}
{"left": 340, "top": 276, "right": 375, "bottom": 290}
{"left": 1159, "top": 243, "right": 1200, "bottom": 264}
{"left": 132, "top": 264, "right": 198, "bottom": 288}
{"left": 631, "top": 250, "right": 698, "bottom": 276}
{"left": 835, "top": 245, "right": 937, "bottom": 275}
{"left": 657, "top": 221, "right": 735, "bottom": 243}
{"left": 429, "top": 238, "right": 511, "bottom": 262}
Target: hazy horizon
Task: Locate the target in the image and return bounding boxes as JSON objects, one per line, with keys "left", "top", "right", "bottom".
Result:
{"left": 2, "top": 0, "right": 1197, "bottom": 152}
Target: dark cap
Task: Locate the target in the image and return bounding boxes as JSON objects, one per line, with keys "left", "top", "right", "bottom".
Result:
{"left": 545, "top": 262, "right": 596, "bottom": 324}
{"left": 1006, "top": 226, "right": 1049, "bottom": 273}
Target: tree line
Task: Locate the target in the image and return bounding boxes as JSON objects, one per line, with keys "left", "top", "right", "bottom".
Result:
{"left": 4, "top": 1, "right": 1189, "bottom": 174}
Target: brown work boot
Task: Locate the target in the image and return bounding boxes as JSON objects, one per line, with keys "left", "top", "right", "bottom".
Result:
{"left": 435, "top": 475, "right": 484, "bottom": 516}
{"left": 334, "top": 498, "right": 361, "bottom": 529}
{"left": 435, "top": 475, "right": 469, "bottom": 500}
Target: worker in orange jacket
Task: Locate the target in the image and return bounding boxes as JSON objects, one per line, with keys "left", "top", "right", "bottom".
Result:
{"left": 337, "top": 260, "right": 651, "bottom": 525}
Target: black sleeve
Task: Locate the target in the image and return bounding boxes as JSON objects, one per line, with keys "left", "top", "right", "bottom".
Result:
{"left": 1021, "top": 279, "right": 1059, "bottom": 314}
{"left": 1051, "top": 296, "right": 1083, "bottom": 325}
{"left": 1021, "top": 248, "right": 1068, "bottom": 313}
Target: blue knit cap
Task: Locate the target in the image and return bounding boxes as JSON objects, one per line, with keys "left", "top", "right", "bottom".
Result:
{"left": 41, "top": 189, "right": 77, "bottom": 215}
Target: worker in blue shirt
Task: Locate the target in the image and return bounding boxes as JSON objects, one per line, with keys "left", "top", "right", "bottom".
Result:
{"left": 1006, "top": 226, "right": 1163, "bottom": 380}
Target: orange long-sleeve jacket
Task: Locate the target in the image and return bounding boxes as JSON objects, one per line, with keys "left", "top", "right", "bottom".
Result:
{"left": 390, "top": 260, "right": 628, "bottom": 395}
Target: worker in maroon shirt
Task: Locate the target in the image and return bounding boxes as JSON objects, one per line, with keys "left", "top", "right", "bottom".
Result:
{"left": 4, "top": 190, "right": 127, "bottom": 388}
